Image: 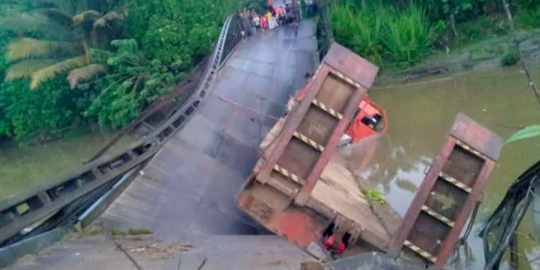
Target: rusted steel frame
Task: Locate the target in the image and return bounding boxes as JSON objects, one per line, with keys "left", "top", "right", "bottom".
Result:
{"left": 388, "top": 137, "right": 455, "bottom": 257}
{"left": 256, "top": 65, "right": 333, "bottom": 184}
{"left": 256, "top": 65, "right": 368, "bottom": 206}
{"left": 323, "top": 43, "right": 379, "bottom": 89}
{"left": 435, "top": 159, "right": 496, "bottom": 267}
{"left": 449, "top": 114, "right": 502, "bottom": 161}
{"left": 295, "top": 83, "right": 367, "bottom": 205}
{"left": 389, "top": 114, "right": 502, "bottom": 267}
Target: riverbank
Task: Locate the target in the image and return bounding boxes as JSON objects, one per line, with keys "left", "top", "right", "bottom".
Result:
{"left": 377, "top": 27, "right": 540, "bottom": 85}
{"left": 0, "top": 129, "right": 132, "bottom": 200}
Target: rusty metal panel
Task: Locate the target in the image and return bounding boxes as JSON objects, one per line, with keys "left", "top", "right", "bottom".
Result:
{"left": 255, "top": 51, "right": 377, "bottom": 206}
{"left": 322, "top": 43, "right": 379, "bottom": 89}
{"left": 389, "top": 113, "right": 503, "bottom": 267}
{"left": 237, "top": 43, "right": 380, "bottom": 259}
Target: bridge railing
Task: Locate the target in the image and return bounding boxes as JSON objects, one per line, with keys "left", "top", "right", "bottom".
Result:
{"left": 0, "top": 15, "right": 243, "bottom": 247}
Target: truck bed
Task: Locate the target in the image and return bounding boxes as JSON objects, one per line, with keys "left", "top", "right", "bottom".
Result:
{"left": 258, "top": 118, "right": 392, "bottom": 251}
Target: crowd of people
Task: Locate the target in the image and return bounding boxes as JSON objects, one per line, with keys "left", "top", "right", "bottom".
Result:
{"left": 238, "top": 0, "right": 318, "bottom": 37}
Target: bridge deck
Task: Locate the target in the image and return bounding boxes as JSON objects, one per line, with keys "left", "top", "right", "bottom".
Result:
{"left": 100, "top": 21, "right": 318, "bottom": 240}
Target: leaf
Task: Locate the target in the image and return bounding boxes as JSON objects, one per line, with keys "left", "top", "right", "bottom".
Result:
{"left": 30, "top": 56, "right": 87, "bottom": 89}
{"left": 110, "top": 39, "right": 139, "bottom": 54}
{"left": 5, "top": 60, "right": 57, "bottom": 81}
{"left": 0, "top": 12, "right": 68, "bottom": 39}
{"left": 506, "top": 125, "right": 540, "bottom": 144}
{"left": 6, "top": 38, "right": 80, "bottom": 62}
{"left": 67, "top": 64, "right": 107, "bottom": 89}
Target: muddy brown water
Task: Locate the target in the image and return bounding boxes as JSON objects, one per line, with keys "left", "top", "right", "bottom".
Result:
{"left": 355, "top": 66, "right": 540, "bottom": 269}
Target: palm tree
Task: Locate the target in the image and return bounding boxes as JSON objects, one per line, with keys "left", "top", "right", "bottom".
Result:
{"left": 4, "top": 5, "right": 125, "bottom": 89}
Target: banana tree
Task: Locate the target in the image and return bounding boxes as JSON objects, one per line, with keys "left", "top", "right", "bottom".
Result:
{"left": 4, "top": 6, "right": 125, "bottom": 89}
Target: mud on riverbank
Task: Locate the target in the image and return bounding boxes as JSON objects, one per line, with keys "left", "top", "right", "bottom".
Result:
{"left": 377, "top": 29, "right": 540, "bottom": 85}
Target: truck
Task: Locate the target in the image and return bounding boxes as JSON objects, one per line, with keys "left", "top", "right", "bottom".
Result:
{"left": 236, "top": 42, "right": 502, "bottom": 267}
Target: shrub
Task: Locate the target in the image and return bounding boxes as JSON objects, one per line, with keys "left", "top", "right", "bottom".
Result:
{"left": 0, "top": 79, "right": 81, "bottom": 141}
{"left": 331, "top": 2, "right": 386, "bottom": 65}
{"left": 383, "top": 2, "right": 434, "bottom": 65}
{"left": 501, "top": 52, "right": 520, "bottom": 66}
{"left": 516, "top": 8, "right": 540, "bottom": 29}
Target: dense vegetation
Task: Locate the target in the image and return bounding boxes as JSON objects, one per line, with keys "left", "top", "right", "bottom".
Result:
{"left": 327, "top": 0, "right": 540, "bottom": 67}
{"left": 0, "top": 0, "right": 242, "bottom": 143}
{"left": 2, "top": 0, "right": 539, "bottom": 144}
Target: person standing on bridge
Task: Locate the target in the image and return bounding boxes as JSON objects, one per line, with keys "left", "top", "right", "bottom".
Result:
{"left": 266, "top": 10, "right": 276, "bottom": 30}
{"left": 252, "top": 10, "right": 261, "bottom": 33}
{"left": 260, "top": 13, "right": 268, "bottom": 31}
{"left": 292, "top": 0, "right": 302, "bottom": 24}
{"left": 240, "top": 9, "right": 254, "bottom": 37}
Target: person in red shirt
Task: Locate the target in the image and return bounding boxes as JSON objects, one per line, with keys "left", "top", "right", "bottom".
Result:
{"left": 260, "top": 14, "right": 268, "bottom": 31}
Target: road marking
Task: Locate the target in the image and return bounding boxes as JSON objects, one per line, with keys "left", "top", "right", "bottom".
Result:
{"left": 293, "top": 131, "right": 325, "bottom": 152}
{"left": 311, "top": 99, "right": 343, "bottom": 120}
{"left": 439, "top": 172, "right": 472, "bottom": 193}
{"left": 421, "top": 205, "right": 455, "bottom": 227}
{"left": 404, "top": 240, "right": 437, "bottom": 263}
{"left": 455, "top": 140, "right": 485, "bottom": 159}
{"left": 273, "top": 165, "right": 305, "bottom": 185}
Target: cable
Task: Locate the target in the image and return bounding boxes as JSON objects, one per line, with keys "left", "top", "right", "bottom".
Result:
{"left": 481, "top": 168, "right": 540, "bottom": 269}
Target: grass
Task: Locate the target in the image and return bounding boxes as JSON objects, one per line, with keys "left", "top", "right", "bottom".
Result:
{"left": 110, "top": 228, "right": 127, "bottom": 237}
{"left": 383, "top": 3, "right": 433, "bottom": 66}
{"left": 128, "top": 228, "right": 153, "bottom": 235}
{"left": 330, "top": 0, "right": 433, "bottom": 67}
{"left": 363, "top": 188, "right": 385, "bottom": 204}
{"left": 110, "top": 228, "right": 153, "bottom": 237}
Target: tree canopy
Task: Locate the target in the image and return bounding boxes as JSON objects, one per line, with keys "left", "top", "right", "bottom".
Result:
{"left": 0, "top": 0, "right": 243, "bottom": 142}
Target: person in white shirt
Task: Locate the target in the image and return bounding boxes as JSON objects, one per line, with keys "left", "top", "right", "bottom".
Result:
{"left": 252, "top": 11, "right": 261, "bottom": 33}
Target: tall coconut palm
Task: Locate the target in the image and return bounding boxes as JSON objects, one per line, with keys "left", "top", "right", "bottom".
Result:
{"left": 4, "top": 5, "right": 125, "bottom": 89}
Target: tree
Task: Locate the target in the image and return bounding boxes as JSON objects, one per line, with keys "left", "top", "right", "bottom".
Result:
{"left": 84, "top": 39, "right": 179, "bottom": 128}
{"left": 3, "top": 4, "right": 125, "bottom": 89}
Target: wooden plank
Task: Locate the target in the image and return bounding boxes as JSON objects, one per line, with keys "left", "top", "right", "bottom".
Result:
{"left": 389, "top": 113, "right": 502, "bottom": 267}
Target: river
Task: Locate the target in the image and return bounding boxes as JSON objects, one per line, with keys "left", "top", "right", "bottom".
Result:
{"left": 0, "top": 131, "right": 131, "bottom": 200}
{"left": 363, "top": 66, "right": 540, "bottom": 269}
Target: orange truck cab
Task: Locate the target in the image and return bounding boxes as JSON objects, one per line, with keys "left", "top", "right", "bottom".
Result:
{"left": 346, "top": 93, "right": 387, "bottom": 143}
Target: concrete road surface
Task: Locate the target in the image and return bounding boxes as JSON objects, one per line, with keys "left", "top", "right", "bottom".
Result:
{"left": 100, "top": 21, "right": 318, "bottom": 241}
{"left": 8, "top": 234, "right": 314, "bottom": 270}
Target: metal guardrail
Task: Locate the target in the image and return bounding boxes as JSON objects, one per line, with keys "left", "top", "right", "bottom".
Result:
{"left": 0, "top": 15, "right": 243, "bottom": 247}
